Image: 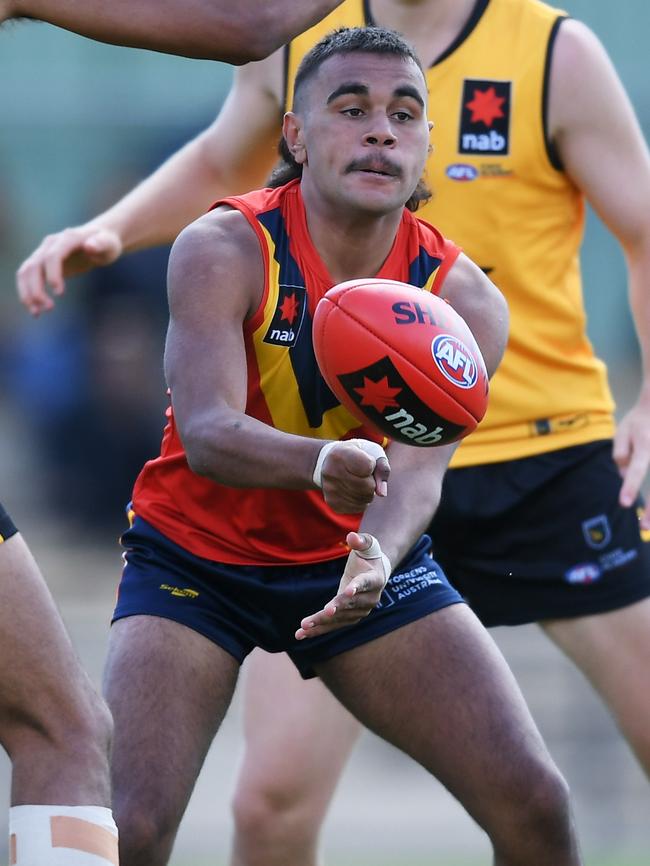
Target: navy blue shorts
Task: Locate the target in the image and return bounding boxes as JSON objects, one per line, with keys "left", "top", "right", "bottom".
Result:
{"left": 0, "top": 502, "right": 18, "bottom": 543}
{"left": 114, "top": 518, "right": 463, "bottom": 679}
{"left": 429, "top": 440, "right": 650, "bottom": 626}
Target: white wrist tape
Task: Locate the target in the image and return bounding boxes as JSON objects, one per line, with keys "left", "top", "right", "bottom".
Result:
{"left": 353, "top": 533, "right": 392, "bottom": 583}
{"left": 312, "top": 439, "right": 389, "bottom": 488}
{"left": 312, "top": 441, "right": 339, "bottom": 488}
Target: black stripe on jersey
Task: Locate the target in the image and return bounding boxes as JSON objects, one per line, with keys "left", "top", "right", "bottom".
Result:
{"left": 434, "top": 0, "right": 490, "bottom": 67}
{"left": 0, "top": 501, "right": 18, "bottom": 542}
{"left": 257, "top": 208, "right": 341, "bottom": 428}
{"left": 543, "top": 15, "right": 569, "bottom": 172}
{"left": 408, "top": 246, "right": 442, "bottom": 288}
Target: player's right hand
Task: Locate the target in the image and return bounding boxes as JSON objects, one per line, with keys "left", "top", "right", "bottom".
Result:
{"left": 17, "top": 226, "right": 123, "bottom": 316}
{"left": 315, "top": 439, "right": 390, "bottom": 513}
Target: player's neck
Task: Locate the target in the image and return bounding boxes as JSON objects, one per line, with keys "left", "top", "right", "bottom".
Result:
{"left": 369, "top": 0, "right": 479, "bottom": 67}
{"left": 300, "top": 185, "right": 404, "bottom": 285}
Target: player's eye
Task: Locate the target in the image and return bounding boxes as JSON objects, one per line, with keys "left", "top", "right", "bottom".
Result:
{"left": 342, "top": 107, "right": 364, "bottom": 117}
{"left": 393, "top": 110, "right": 413, "bottom": 122}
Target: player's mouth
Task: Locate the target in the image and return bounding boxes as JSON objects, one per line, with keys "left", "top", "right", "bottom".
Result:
{"left": 345, "top": 157, "right": 401, "bottom": 178}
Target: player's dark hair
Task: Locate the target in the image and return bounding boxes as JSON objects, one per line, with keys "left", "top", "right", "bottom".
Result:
{"left": 292, "top": 25, "right": 425, "bottom": 110}
{"left": 268, "top": 26, "right": 431, "bottom": 212}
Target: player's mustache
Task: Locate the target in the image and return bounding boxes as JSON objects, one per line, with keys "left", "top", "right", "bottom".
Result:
{"left": 345, "top": 156, "right": 402, "bottom": 177}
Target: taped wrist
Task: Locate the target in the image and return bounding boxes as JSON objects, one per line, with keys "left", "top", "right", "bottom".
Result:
{"left": 312, "top": 439, "right": 389, "bottom": 489}
{"left": 312, "top": 441, "right": 338, "bottom": 488}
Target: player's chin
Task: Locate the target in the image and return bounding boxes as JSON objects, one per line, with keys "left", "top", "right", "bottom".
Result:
{"left": 345, "top": 183, "right": 407, "bottom": 215}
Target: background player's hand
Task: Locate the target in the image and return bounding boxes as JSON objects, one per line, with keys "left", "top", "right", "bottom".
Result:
{"left": 17, "top": 225, "right": 123, "bottom": 316}
{"left": 295, "top": 531, "right": 390, "bottom": 639}
{"left": 614, "top": 393, "right": 650, "bottom": 528}
{"left": 314, "top": 439, "right": 390, "bottom": 513}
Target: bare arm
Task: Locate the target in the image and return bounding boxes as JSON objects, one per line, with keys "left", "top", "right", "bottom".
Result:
{"left": 296, "top": 259, "right": 508, "bottom": 638}
{"left": 17, "top": 51, "right": 284, "bottom": 314}
{"left": 166, "top": 207, "right": 385, "bottom": 514}
{"left": 5, "top": 0, "right": 344, "bottom": 62}
{"left": 549, "top": 19, "right": 650, "bottom": 515}
{"left": 438, "top": 252, "right": 509, "bottom": 379}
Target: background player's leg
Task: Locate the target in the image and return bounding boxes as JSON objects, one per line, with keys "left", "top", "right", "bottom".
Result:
{"left": 103, "top": 615, "right": 240, "bottom": 866}
{"left": 541, "top": 597, "right": 650, "bottom": 777}
{"left": 316, "top": 604, "right": 583, "bottom": 866}
{"left": 1, "top": 532, "right": 118, "bottom": 864}
{"left": 0, "top": 533, "right": 112, "bottom": 806}
{"left": 230, "top": 649, "right": 360, "bottom": 866}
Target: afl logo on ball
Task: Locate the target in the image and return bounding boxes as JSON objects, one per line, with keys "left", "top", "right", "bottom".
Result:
{"left": 431, "top": 334, "right": 478, "bottom": 389}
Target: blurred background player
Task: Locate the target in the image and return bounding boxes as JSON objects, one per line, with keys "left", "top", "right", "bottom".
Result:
{"left": 98, "top": 26, "right": 587, "bottom": 866}
{"left": 0, "top": 505, "right": 117, "bottom": 865}
{"left": 16, "top": 0, "right": 650, "bottom": 864}
{"left": 0, "top": 0, "right": 346, "bottom": 62}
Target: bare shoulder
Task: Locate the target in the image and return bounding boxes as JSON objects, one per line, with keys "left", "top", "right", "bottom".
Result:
{"left": 549, "top": 18, "right": 621, "bottom": 134}
{"left": 552, "top": 17, "right": 612, "bottom": 82}
{"left": 168, "top": 206, "right": 264, "bottom": 319}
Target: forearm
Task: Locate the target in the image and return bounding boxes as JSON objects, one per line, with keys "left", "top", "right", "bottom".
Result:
{"left": 181, "top": 405, "right": 323, "bottom": 490}
{"left": 358, "top": 444, "right": 454, "bottom": 569}
{"left": 10, "top": 0, "right": 344, "bottom": 61}
{"left": 626, "top": 239, "right": 650, "bottom": 396}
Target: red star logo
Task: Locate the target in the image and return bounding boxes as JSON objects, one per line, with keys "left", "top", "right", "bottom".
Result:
{"left": 465, "top": 86, "right": 505, "bottom": 126}
{"left": 279, "top": 293, "right": 300, "bottom": 325}
{"left": 353, "top": 376, "right": 402, "bottom": 413}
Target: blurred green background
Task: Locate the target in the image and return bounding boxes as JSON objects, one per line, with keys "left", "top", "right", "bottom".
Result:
{"left": 1, "top": 2, "right": 649, "bottom": 864}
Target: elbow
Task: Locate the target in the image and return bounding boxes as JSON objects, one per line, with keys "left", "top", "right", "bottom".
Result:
{"left": 180, "top": 412, "right": 243, "bottom": 484}
{"left": 181, "top": 418, "right": 221, "bottom": 480}
{"left": 184, "top": 436, "right": 215, "bottom": 480}
{"left": 230, "top": 36, "right": 279, "bottom": 65}
{"left": 216, "top": 16, "right": 282, "bottom": 64}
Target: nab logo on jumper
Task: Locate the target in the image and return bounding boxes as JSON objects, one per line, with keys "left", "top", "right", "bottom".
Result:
{"left": 263, "top": 284, "right": 306, "bottom": 347}
{"left": 458, "top": 79, "right": 511, "bottom": 156}
{"left": 337, "top": 356, "right": 464, "bottom": 447}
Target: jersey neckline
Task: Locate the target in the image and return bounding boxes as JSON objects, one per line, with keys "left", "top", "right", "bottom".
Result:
{"left": 364, "top": 0, "right": 491, "bottom": 68}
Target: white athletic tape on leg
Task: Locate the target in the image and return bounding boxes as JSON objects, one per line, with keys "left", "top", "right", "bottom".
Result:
{"left": 9, "top": 804, "right": 118, "bottom": 865}
{"left": 312, "top": 439, "right": 389, "bottom": 488}
{"left": 353, "top": 533, "right": 392, "bottom": 583}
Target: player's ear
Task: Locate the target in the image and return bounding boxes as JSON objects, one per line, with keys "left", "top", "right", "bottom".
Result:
{"left": 282, "top": 111, "right": 307, "bottom": 165}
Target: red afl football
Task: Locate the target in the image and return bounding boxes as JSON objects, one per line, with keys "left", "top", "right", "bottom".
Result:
{"left": 312, "top": 278, "right": 489, "bottom": 446}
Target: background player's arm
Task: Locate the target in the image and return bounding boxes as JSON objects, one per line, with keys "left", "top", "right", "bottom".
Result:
{"left": 549, "top": 19, "right": 650, "bottom": 516}
{"left": 17, "top": 52, "right": 284, "bottom": 314}
{"left": 3, "top": 0, "right": 344, "bottom": 62}
{"left": 165, "top": 207, "right": 383, "bottom": 514}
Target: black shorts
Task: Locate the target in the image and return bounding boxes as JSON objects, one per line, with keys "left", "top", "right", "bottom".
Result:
{"left": 114, "top": 517, "right": 463, "bottom": 679}
{"left": 0, "top": 502, "right": 18, "bottom": 543}
{"left": 428, "top": 440, "right": 650, "bottom": 626}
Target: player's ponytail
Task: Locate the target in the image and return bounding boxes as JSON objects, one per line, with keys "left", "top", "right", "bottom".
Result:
{"left": 267, "top": 137, "right": 302, "bottom": 188}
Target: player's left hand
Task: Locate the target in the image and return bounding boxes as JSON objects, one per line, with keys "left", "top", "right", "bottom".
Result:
{"left": 613, "top": 392, "right": 650, "bottom": 528}
{"left": 295, "top": 532, "right": 391, "bottom": 640}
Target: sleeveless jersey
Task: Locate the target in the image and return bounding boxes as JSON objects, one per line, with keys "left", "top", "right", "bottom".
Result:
{"left": 132, "top": 180, "right": 459, "bottom": 565}
{"left": 284, "top": 0, "right": 615, "bottom": 467}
